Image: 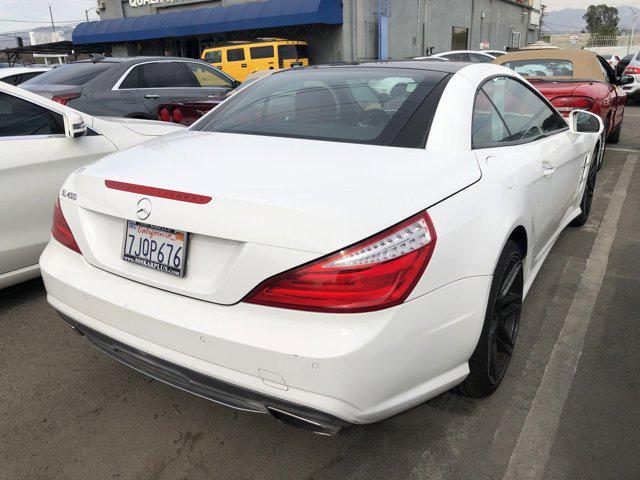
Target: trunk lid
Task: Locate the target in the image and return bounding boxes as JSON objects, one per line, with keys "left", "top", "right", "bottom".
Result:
{"left": 526, "top": 80, "right": 588, "bottom": 101}
{"left": 65, "top": 131, "right": 480, "bottom": 304}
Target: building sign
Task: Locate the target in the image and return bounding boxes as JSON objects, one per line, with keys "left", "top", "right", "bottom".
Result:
{"left": 29, "top": 30, "right": 66, "bottom": 45}
{"left": 129, "top": 0, "right": 174, "bottom": 7}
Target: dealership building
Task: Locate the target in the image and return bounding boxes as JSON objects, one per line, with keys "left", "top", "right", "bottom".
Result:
{"left": 73, "top": 0, "right": 542, "bottom": 62}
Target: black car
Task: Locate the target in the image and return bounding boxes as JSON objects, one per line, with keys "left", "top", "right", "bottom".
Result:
{"left": 21, "top": 57, "right": 239, "bottom": 119}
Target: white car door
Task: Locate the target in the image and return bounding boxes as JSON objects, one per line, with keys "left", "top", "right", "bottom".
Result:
{"left": 0, "top": 89, "right": 116, "bottom": 280}
{"left": 479, "top": 77, "right": 585, "bottom": 258}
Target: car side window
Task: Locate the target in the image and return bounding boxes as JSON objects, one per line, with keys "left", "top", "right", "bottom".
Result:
{"left": 250, "top": 46, "right": 274, "bottom": 59}
{"left": 0, "top": 92, "right": 64, "bottom": 137}
{"left": 204, "top": 50, "right": 222, "bottom": 63}
{"left": 227, "top": 48, "right": 245, "bottom": 62}
{"left": 443, "top": 53, "right": 470, "bottom": 62}
{"left": 476, "top": 77, "right": 565, "bottom": 146}
{"left": 472, "top": 90, "right": 511, "bottom": 145}
{"left": 119, "top": 67, "right": 140, "bottom": 89}
{"left": 138, "top": 62, "right": 196, "bottom": 88}
{"left": 186, "top": 63, "right": 233, "bottom": 88}
{"left": 468, "top": 53, "right": 493, "bottom": 64}
{"left": 0, "top": 74, "right": 22, "bottom": 86}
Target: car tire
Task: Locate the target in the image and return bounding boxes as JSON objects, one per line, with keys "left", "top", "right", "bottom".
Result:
{"left": 607, "top": 122, "right": 621, "bottom": 144}
{"left": 570, "top": 146, "right": 598, "bottom": 227}
{"left": 455, "top": 240, "right": 523, "bottom": 398}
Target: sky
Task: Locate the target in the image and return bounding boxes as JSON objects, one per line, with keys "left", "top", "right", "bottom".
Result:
{"left": 546, "top": 0, "right": 640, "bottom": 10}
{"left": 0, "top": 0, "right": 99, "bottom": 36}
{"left": 0, "top": 0, "right": 638, "bottom": 35}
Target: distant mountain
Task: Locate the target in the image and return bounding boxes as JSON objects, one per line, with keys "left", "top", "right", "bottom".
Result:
{"left": 544, "top": 5, "right": 640, "bottom": 33}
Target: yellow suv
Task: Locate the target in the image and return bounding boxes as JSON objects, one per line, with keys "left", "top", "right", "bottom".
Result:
{"left": 201, "top": 39, "right": 309, "bottom": 81}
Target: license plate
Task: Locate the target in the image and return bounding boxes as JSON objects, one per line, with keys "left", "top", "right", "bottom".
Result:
{"left": 122, "top": 221, "right": 188, "bottom": 277}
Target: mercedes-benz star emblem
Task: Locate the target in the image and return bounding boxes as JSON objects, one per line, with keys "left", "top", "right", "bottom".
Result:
{"left": 136, "top": 198, "right": 152, "bottom": 220}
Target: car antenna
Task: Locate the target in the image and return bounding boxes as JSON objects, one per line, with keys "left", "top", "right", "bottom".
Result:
{"left": 89, "top": 53, "right": 105, "bottom": 63}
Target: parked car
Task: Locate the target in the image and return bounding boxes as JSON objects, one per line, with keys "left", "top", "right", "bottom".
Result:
{"left": 157, "top": 69, "right": 277, "bottom": 126}
{"left": 603, "top": 54, "right": 621, "bottom": 69}
{"left": 620, "top": 51, "right": 640, "bottom": 102}
{"left": 21, "top": 57, "right": 239, "bottom": 119}
{"left": 0, "top": 82, "right": 184, "bottom": 289}
{"left": 483, "top": 49, "right": 507, "bottom": 58}
{"left": 616, "top": 52, "right": 636, "bottom": 76}
{"left": 202, "top": 38, "right": 309, "bottom": 81}
{"left": 495, "top": 49, "right": 633, "bottom": 168}
{"left": 41, "top": 61, "right": 602, "bottom": 434}
{"left": 0, "top": 66, "right": 50, "bottom": 86}
{"left": 430, "top": 50, "right": 497, "bottom": 63}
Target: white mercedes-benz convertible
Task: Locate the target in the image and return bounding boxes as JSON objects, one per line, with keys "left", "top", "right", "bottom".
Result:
{"left": 40, "top": 61, "right": 602, "bottom": 434}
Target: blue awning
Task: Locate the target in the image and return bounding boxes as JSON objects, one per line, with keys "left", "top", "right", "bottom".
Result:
{"left": 73, "top": 0, "right": 343, "bottom": 45}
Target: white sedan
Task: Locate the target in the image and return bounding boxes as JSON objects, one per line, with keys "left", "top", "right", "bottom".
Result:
{"left": 0, "top": 82, "right": 184, "bottom": 289}
{"left": 0, "top": 66, "right": 50, "bottom": 86}
{"left": 40, "top": 62, "right": 602, "bottom": 434}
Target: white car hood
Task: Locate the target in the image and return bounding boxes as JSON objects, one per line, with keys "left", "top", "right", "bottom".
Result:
{"left": 69, "top": 131, "right": 481, "bottom": 253}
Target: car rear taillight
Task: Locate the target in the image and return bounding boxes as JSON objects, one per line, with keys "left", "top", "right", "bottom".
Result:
{"left": 243, "top": 212, "right": 437, "bottom": 313}
{"left": 52, "top": 198, "right": 81, "bottom": 254}
{"left": 51, "top": 93, "right": 80, "bottom": 106}
{"left": 624, "top": 65, "right": 640, "bottom": 75}
{"left": 159, "top": 107, "right": 171, "bottom": 122}
{"left": 550, "top": 96, "right": 595, "bottom": 116}
{"left": 172, "top": 108, "right": 184, "bottom": 124}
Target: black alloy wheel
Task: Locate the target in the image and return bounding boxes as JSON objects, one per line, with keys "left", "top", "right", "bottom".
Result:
{"left": 570, "top": 145, "right": 598, "bottom": 227}
{"left": 456, "top": 240, "right": 524, "bottom": 398}
{"left": 486, "top": 255, "right": 523, "bottom": 385}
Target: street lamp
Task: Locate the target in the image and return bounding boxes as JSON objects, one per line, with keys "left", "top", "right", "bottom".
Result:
{"left": 85, "top": 7, "right": 99, "bottom": 22}
{"left": 629, "top": 7, "right": 638, "bottom": 55}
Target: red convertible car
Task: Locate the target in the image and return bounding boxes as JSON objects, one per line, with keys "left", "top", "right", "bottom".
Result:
{"left": 495, "top": 49, "right": 633, "bottom": 167}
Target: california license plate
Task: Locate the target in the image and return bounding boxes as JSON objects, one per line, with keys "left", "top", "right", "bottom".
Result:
{"left": 122, "top": 221, "right": 188, "bottom": 277}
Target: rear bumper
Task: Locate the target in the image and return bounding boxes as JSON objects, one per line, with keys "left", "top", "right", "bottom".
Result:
{"left": 57, "top": 311, "right": 348, "bottom": 434}
{"left": 41, "top": 239, "right": 491, "bottom": 426}
{"left": 621, "top": 76, "right": 640, "bottom": 97}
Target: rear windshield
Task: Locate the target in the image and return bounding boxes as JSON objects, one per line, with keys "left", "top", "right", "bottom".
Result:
{"left": 22, "top": 62, "right": 113, "bottom": 86}
{"left": 193, "top": 67, "right": 445, "bottom": 147}
{"left": 278, "top": 44, "right": 309, "bottom": 60}
{"left": 502, "top": 59, "right": 574, "bottom": 77}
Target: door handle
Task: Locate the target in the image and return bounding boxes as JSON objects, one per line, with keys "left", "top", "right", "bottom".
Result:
{"left": 144, "top": 94, "right": 159, "bottom": 99}
{"left": 542, "top": 161, "right": 556, "bottom": 176}
{"left": 241, "top": 63, "right": 247, "bottom": 68}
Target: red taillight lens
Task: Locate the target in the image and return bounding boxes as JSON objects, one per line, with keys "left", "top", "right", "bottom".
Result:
{"left": 624, "top": 65, "right": 640, "bottom": 75}
{"left": 243, "top": 212, "right": 437, "bottom": 313}
{"left": 159, "top": 107, "right": 171, "bottom": 122}
{"left": 551, "top": 96, "right": 595, "bottom": 116}
{"left": 52, "top": 199, "right": 81, "bottom": 254}
{"left": 171, "top": 108, "right": 184, "bottom": 124}
{"left": 51, "top": 93, "right": 80, "bottom": 106}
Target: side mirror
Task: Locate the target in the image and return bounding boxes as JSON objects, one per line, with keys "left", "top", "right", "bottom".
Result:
{"left": 618, "top": 74, "right": 635, "bottom": 86}
{"left": 568, "top": 110, "right": 603, "bottom": 136}
{"left": 63, "top": 111, "right": 87, "bottom": 138}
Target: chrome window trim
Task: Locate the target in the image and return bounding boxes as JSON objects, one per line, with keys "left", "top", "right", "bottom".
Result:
{"left": 111, "top": 60, "right": 235, "bottom": 91}
{"left": 0, "top": 134, "right": 66, "bottom": 141}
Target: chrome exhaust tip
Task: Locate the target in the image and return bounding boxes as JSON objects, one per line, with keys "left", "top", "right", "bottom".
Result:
{"left": 266, "top": 407, "right": 343, "bottom": 436}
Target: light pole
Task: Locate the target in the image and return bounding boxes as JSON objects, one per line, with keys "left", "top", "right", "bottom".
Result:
{"left": 628, "top": 7, "right": 638, "bottom": 55}
{"left": 85, "top": 7, "right": 100, "bottom": 22}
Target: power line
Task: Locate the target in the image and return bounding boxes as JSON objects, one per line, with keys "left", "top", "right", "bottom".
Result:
{"left": 0, "top": 18, "right": 87, "bottom": 24}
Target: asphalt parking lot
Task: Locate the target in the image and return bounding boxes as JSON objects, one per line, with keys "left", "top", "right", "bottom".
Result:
{"left": 2, "top": 105, "right": 640, "bottom": 480}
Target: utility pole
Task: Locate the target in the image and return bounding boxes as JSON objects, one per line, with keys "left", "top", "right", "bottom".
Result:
{"left": 48, "top": 4, "right": 55, "bottom": 32}
{"left": 629, "top": 7, "right": 638, "bottom": 55}
{"left": 539, "top": 5, "right": 547, "bottom": 41}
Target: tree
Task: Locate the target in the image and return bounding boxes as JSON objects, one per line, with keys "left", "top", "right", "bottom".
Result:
{"left": 583, "top": 5, "right": 619, "bottom": 36}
